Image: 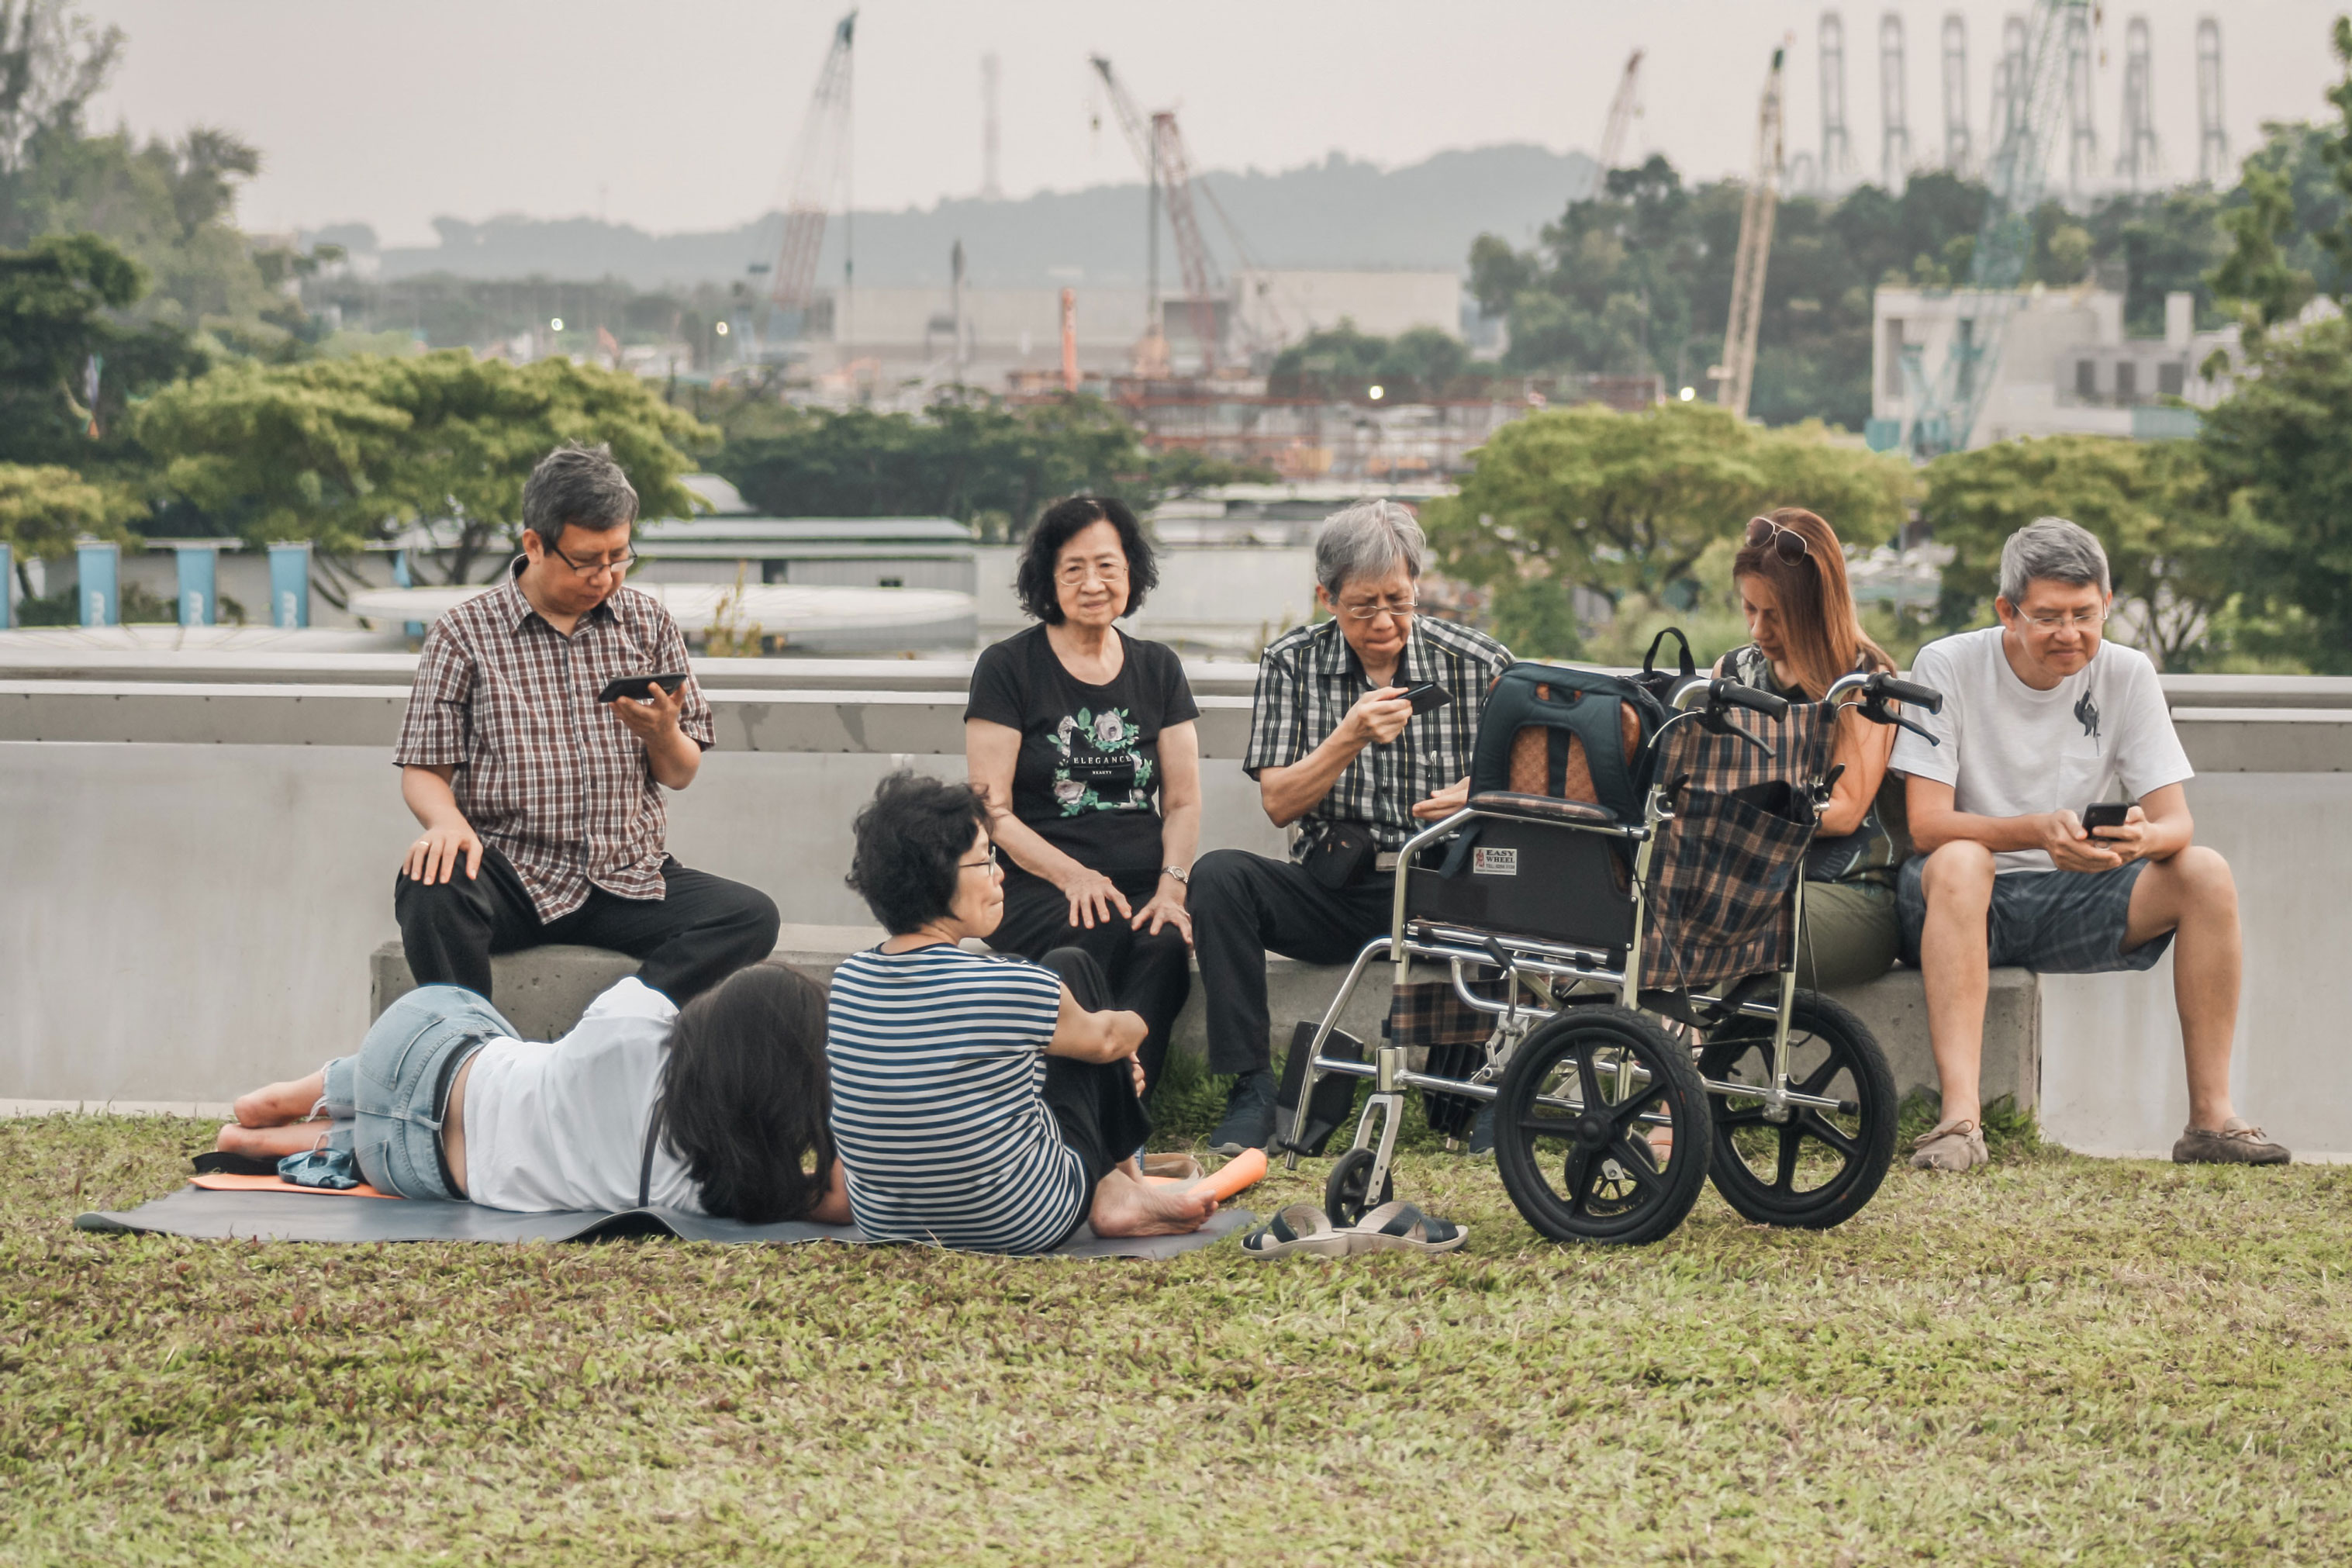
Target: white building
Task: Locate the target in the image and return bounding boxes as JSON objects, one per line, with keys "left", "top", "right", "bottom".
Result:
{"left": 1870, "top": 285, "right": 2236, "bottom": 451}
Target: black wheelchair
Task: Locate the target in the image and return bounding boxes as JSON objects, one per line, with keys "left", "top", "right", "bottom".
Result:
{"left": 1278, "top": 657, "right": 1944, "bottom": 1246}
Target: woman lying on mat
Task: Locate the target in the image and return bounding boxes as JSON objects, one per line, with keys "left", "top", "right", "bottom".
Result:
{"left": 827, "top": 769, "right": 1221, "bottom": 1253}
{"left": 216, "top": 962, "right": 850, "bottom": 1223}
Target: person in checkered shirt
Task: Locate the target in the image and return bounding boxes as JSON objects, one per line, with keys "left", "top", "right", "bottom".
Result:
{"left": 1188, "top": 501, "right": 1510, "bottom": 1154}
{"left": 391, "top": 444, "right": 779, "bottom": 1007}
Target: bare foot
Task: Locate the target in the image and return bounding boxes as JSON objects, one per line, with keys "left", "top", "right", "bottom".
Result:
{"left": 232, "top": 1070, "right": 327, "bottom": 1129}
{"left": 215, "top": 1122, "right": 329, "bottom": 1159}
{"left": 1086, "top": 1168, "right": 1217, "bottom": 1238}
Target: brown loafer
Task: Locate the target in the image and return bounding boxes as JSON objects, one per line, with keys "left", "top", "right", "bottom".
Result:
{"left": 2172, "top": 1119, "right": 2292, "bottom": 1166}
{"left": 1908, "top": 1117, "right": 1988, "bottom": 1173}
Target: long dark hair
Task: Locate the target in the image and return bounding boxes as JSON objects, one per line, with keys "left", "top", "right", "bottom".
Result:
{"left": 1732, "top": 506, "right": 1893, "bottom": 699}
{"left": 653, "top": 962, "right": 834, "bottom": 1223}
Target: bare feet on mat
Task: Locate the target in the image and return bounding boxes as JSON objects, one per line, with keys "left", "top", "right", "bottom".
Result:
{"left": 215, "top": 1121, "right": 331, "bottom": 1159}
{"left": 1088, "top": 1168, "right": 1217, "bottom": 1238}
{"left": 231, "top": 1070, "right": 327, "bottom": 1128}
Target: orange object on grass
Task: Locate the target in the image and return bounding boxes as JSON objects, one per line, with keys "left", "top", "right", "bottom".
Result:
{"left": 188, "top": 1173, "right": 399, "bottom": 1200}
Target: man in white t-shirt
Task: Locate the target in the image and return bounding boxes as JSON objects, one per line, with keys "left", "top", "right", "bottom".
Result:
{"left": 1890, "top": 517, "right": 2288, "bottom": 1172}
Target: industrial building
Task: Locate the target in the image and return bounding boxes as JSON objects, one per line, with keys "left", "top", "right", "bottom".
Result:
{"left": 1868, "top": 286, "right": 2236, "bottom": 451}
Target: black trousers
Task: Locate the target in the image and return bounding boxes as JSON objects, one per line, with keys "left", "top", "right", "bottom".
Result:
{"left": 1034, "top": 948, "right": 1153, "bottom": 1201}
{"left": 393, "top": 845, "right": 782, "bottom": 1007}
{"left": 986, "top": 870, "right": 1191, "bottom": 1097}
{"left": 1188, "top": 848, "right": 1397, "bottom": 1076}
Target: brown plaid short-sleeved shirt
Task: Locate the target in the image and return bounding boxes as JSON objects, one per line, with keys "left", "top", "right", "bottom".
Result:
{"left": 392, "top": 559, "right": 714, "bottom": 921}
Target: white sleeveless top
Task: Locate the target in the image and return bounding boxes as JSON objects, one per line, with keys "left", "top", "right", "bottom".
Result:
{"left": 460, "top": 978, "right": 702, "bottom": 1214}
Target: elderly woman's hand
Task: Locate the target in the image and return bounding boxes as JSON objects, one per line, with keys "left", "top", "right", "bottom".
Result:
{"left": 1058, "top": 866, "right": 1135, "bottom": 930}
{"left": 1131, "top": 879, "right": 1193, "bottom": 944}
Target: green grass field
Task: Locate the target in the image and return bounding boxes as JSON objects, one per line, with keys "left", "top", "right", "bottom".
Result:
{"left": 3, "top": 1107, "right": 2347, "bottom": 1566}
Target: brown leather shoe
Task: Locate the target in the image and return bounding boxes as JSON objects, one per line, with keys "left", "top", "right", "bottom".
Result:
{"left": 1907, "top": 1117, "right": 1988, "bottom": 1173}
{"left": 2172, "top": 1119, "right": 2292, "bottom": 1166}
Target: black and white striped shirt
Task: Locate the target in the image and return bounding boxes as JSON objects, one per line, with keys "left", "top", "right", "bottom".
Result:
{"left": 826, "top": 944, "right": 1088, "bottom": 1253}
{"left": 1242, "top": 616, "right": 1511, "bottom": 855}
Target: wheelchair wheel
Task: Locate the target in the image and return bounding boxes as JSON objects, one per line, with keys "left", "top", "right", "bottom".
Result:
{"left": 1697, "top": 989, "right": 1897, "bottom": 1230}
{"left": 1493, "top": 1005, "right": 1710, "bottom": 1246}
{"left": 1324, "top": 1146, "right": 1393, "bottom": 1230}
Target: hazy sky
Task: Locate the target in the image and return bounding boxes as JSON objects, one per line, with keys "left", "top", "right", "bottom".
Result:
{"left": 81, "top": 0, "right": 2343, "bottom": 246}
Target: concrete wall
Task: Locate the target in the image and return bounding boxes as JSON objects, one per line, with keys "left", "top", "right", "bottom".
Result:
{"left": 5, "top": 668, "right": 2350, "bottom": 1159}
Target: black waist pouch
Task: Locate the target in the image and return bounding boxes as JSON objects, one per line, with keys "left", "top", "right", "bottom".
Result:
{"left": 1305, "top": 823, "right": 1376, "bottom": 890}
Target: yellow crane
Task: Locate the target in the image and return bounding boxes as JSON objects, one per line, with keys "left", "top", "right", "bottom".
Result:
{"left": 1714, "top": 37, "right": 1789, "bottom": 421}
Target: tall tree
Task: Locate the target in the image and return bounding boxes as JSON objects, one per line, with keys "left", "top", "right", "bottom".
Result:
{"left": 1425, "top": 400, "right": 1915, "bottom": 608}
{"left": 135, "top": 352, "right": 715, "bottom": 592}
{"left": 0, "top": 230, "right": 200, "bottom": 471}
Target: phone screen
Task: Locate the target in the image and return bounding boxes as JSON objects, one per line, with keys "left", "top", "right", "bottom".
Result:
{"left": 2081, "top": 803, "right": 2130, "bottom": 832}
{"left": 1400, "top": 682, "right": 1452, "bottom": 714}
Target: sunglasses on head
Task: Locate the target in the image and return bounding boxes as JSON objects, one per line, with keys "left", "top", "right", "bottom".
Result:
{"left": 1745, "top": 516, "right": 1810, "bottom": 565}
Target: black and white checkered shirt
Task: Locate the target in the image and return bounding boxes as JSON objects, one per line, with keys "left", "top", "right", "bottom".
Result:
{"left": 1242, "top": 616, "right": 1511, "bottom": 858}
{"left": 392, "top": 558, "right": 713, "bottom": 921}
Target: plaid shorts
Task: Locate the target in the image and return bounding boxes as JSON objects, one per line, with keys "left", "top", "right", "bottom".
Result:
{"left": 1898, "top": 857, "right": 2173, "bottom": 974}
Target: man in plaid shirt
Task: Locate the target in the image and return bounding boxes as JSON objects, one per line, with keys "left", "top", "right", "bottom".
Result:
{"left": 391, "top": 444, "right": 779, "bottom": 1006}
{"left": 1189, "top": 501, "right": 1510, "bottom": 1152}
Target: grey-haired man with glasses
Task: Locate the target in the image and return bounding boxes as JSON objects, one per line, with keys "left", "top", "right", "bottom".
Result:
{"left": 1188, "top": 500, "right": 1510, "bottom": 1153}
{"left": 389, "top": 444, "right": 779, "bottom": 1007}
{"left": 1891, "top": 516, "right": 2286, "bottom": 1172}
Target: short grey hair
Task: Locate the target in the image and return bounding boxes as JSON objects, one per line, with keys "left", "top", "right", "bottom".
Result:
{"left": 1998, "top": 516, "right": 2109, "bottom": 606}
{"left": 1315, "top": 499, "right": 1427, "bottom": 596}
{"left": 521, "top": 443, "right": 639, "bottom": 549}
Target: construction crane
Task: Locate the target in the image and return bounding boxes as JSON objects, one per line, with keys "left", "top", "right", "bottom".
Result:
{"left": 1880, "top": 12, "right": 1911, "bottom": 191}
{"left": 1989, "top": 13, "right": 2029, "bottom": 157}
{"left": 1088, "top": 56, "right": 1226, "bottom": 375}
{"left": 2196, "top": 16, "right": 2227, "bottom": 185}
{"left": 1820, "top": 12, "right": 1855, "bottom": 193}
{"left": 1942, "top": 13, "right": 1971, "bottom": 174}
{"left": 1900, "top": 0, "right": 2088, "bottom": 458}
{"left": 1587, "top": 50, "right": 1643, "bottom": 196}
{"left": 2114, "top": 15, "right": 2157, "bottom": 188}
{"left": 2064, "top": 4, "right": 2098, "bottom": 196}
{"left": 1715, "top": 38, "right": 1789, "bottom": 422}
{"left": 766, "top": 11, "right": 857, "bottom": 337}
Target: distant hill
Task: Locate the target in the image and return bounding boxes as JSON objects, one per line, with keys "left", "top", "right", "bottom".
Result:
{"left": 316, "top": 143, "right": 1594, "bottom": 291}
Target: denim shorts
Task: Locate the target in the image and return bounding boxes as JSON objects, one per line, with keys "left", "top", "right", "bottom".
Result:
{"left": 322, "top": 986, "right": 517, "bottom": 1200}
{"left": 1897, "top": 856, "right": 2172, "bottom": 975}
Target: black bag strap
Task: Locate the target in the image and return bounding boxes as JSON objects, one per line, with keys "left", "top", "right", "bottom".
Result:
{"left": 637, "top": 1096, "right": 664, "bottom": 1210}
{"left": 1642, "top": 627, "right": 1696, "bottom": 682}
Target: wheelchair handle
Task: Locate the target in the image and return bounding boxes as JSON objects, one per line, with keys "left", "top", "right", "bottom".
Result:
{"left": 1870, "top": 675, "right": 1944, "bottom": 714}
{"left": 1710, "top": 679, "right": 1789, "bottom": 720}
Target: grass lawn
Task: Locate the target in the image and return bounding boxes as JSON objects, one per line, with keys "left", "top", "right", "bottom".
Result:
{"left": 2, "top": 1103, "right": 2347, "bottom": 1566}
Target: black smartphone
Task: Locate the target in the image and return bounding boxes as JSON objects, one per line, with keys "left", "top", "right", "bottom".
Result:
{"left": 1397, "top": 681, "right": 1453, "bottom": 715}
{"left": 596, "top": 672, "right": 689, "bottom": 704}
{"left": 2081, "top": 802, "right": 2131, "bottom": 833}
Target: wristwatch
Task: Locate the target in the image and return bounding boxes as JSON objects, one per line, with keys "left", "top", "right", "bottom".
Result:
{"left": 1161, "top": 865, "right": 1190, "bottom": 886}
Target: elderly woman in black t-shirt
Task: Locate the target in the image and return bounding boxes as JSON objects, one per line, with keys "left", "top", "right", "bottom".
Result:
{"left": 964, "top": 496, "right": 1200, "bottom": 1100}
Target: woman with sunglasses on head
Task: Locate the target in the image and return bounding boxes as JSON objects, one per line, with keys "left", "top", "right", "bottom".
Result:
{"left": 964, "top": 496, "right": 1200, "bottom": 1104}
{"left": 1716, "top": 507, "right": 1908, "bottom": 989}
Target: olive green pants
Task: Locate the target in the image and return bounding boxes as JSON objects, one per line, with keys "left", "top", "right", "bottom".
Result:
{"left": 1791, "top": 880, "right": 1901, "bottom": 993}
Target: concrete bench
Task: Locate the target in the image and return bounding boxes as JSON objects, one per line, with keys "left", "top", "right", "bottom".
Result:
{"left": 371, "top": 934, "right": 2041, "bottom": 1110}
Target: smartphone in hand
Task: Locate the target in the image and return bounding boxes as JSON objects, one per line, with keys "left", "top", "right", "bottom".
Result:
{"left": 1397, "top": 681, "right": 1453, "bottom": 715}
{"left": 596, "top": 672, "right": 689, "bottom": 704}
{"left": 2081, "top": 802, "right": 2131, "bottom": 834}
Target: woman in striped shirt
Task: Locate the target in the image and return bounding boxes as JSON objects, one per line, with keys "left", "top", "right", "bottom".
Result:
{"left": 828, "top": 771, "right": 1218, "bottom": 1253}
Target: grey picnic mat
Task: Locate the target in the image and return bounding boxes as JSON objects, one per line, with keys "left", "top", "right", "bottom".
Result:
{"left": 74, "top": 1185, "right": 1253, "bottom": 1260}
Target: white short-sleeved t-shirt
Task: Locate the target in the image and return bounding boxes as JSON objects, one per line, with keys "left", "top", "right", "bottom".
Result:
{"left": 461, "top": 977, "right": 701, "bottom": 1214}
{"left": 1891, "top": 627, "right": 2192, "bottom": 874}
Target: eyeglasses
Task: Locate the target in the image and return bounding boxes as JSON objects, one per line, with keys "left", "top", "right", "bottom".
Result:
{"left": 1056, "top": 559, "right": 1130, "bottom": 586}
{"left": 1744, "top": 516, "right": 1810, "bottom": 565}
{"left": 547, "top": 543, "right": 638, "bottom": 579}
{"left": 958, "top": 844, "right": 1000, "bottom": 872}
{"left": 2022, "top": 606, "right": 2109, "bottom": 630}
{"left": 1336, "top": 596, "right": 1417, "bottom": 623}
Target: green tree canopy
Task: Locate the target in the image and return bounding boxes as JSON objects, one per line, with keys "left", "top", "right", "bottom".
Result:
{"left": 1266, "top": 322, "right": 1471, "bottom": 400}
{"left": 1425, "top": 400, "right": 1915, "bottom": 607}
{"left": 2198, "top": 313, "right": 2352, "bottom": 673}
{"left": 0, "top": 458, "right": 120, "bottom": 568}
{"left": 0, "top": 230, "right": 202, "bottom": 471}
{"left": 1919, "top": 434, "right": 2231, "bottom": 669}
{"left": 135, "top": 351, "right": 714, "bottom": 587}
{"left": 710, "top": 395, "right": 1154, "bottom": 528}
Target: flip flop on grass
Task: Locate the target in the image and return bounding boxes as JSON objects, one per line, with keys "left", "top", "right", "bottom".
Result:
{"left": 1342, "top": 1200, "right": 1468, "bottom": 1255}
{"left": 1238, "top": 1204, "right": 1352, "bottom": 1259}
